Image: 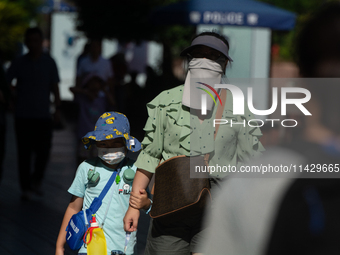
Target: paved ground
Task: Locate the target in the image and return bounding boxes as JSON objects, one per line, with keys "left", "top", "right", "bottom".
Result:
{"left": 0, "top": 113, "right": 149, "bottom": 255}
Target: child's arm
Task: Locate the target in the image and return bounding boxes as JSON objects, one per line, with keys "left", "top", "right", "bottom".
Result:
{"left": 124, "top": 169, "right": 153, "bottom": 232}
{"left": 55, "top": 195, "right": 83, "bottom": 255}
{"left": 129, "top": 188, "right": 151, "bottom": 210}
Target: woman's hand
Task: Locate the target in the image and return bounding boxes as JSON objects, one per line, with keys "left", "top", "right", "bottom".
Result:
{"left": 129, "top": 189, "right": 150, "bottom": 210}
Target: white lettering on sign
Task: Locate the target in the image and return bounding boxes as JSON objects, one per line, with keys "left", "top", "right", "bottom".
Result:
{"left": 203, "top": 11, "right": 244, "bottom": 25}
{"left": 247, "top": 13, "right": 259, "bottom": 25}
{"left": 190, "top": 11, "right": 201, "bottom": 23}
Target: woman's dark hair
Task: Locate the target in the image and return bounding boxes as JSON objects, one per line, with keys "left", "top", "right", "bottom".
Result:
{"left": 189, "top": 31, "right": 231, "bottom": 69}
{"left": 193, "top": 31, "right": 230, "bottom": 50}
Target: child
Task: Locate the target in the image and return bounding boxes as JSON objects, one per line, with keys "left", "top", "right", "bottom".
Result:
{"left": 56, "top": 111, "right": 150, "bottom": 255}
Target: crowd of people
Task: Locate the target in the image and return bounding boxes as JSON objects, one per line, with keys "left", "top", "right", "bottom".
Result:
{"left": 1, "top": 2, "right": 340, "bottom": 254}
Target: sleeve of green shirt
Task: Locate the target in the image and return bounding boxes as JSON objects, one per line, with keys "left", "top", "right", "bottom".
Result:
{"left": 236, "top": 110, "right": 265, "bottom": 164}
{"left": 135, "top": 103, "right": 165, "bottom": 173}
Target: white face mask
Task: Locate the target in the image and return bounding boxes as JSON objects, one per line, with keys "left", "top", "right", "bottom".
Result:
{"left": 97, "top": 147, "right": 126, "bottom": 165}
{"left": 182, "top": 58, "right": 223, "bottom": 111}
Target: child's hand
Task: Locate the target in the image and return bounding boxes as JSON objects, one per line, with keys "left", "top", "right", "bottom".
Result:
{"left": 129, "top": 189, "right": 150, "bottom": 210}
{"left": 124, "top": 206, "right": 140, "bottom": 232}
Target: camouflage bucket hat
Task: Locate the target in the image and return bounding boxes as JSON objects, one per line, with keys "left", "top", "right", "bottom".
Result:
{"left": 82, "top": 111, "right": 142, "bottom": 152}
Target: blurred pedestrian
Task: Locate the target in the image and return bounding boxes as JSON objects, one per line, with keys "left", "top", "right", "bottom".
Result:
{"left": 143, "top": 65, "right": 162, "bottom": 108}
{"left": 110, "top": 52, "right": 128, "bottom": 112}
{"left": 110, "top": 52, "right": 128, "bottom": 87}
{"left": 76, "top": 37, "right": 113, "bottom": 99}
{"left": 6, "top": 27, "right": 61, "bottom": 200}
{"left": 76, "top": 42, "right": 90, "bottom": 73}
{"left": 201, "top": 4, "right": 340, "bottom": 254}
{"left": 0, "top": 51, "right": 11, "bottom": 184}
{"left": 70, "top": 74, "right": 115, "bottom": 165}
{"left": 124, "top": 71, "right": 145, "bottom": 141}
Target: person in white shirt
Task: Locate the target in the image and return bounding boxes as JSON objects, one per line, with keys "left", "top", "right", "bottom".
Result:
{"left": 76, "top": 38, "right": 113, "bottom": 91}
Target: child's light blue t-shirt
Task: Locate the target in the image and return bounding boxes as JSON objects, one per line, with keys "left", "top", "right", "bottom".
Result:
{"left": 68, "top": 157, "right": 137, "bottom": 255}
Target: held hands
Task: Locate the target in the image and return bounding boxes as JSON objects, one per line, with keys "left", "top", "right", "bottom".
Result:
{"left": 129, "top": 189, "right": 150, "bottom": 210}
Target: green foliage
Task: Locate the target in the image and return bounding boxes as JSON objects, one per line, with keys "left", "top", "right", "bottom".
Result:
{"left": 13, "top": 0, "right": 42, "bottom": 17}
{"left": 157, "top": 25, "right": 195, "bottom": 56}
{"left": 260, "top": 0, "right": 339, "bottom": 61}
{"left": 0, "top": 0, "right": 41, "bottom": 60}
{"left": 70, "top": 0, "right": 195, "bottom": 77}
{"left": 71, "top": 0, "right": 156, "bottom": 41}
{"left": 70, "top": 0, "right": 193, "bottom": 50}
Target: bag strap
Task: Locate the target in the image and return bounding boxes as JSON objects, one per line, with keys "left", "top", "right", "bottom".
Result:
{"left": 204, "top": 89, "right": 227, "bottom": 165}
{"left": 89, "top": 159, "right": 124, "bottom": 213}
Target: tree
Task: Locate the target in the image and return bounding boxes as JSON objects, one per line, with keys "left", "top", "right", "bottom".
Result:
{"left": 0, "top": 0, "right": 41, "bottom": 61}
{"left": 70, "top": 0, "right": 195, "bottom": 83}
{"left": 70, "top": 0, "right": 193, "bottom": 42}
{"left": 259, "top": 0, "right": 338, "bottom": 60}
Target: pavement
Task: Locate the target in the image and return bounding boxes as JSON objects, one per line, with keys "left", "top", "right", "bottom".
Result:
{"left": 0, "top": 112, "right": 149, "bottom": 255}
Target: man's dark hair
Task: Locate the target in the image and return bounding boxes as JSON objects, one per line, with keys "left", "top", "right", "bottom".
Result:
{"left": 295, "top": 3, "right": 340, "bottom": 77}
{"left": 24, "top": 27, "right": 43, "bottom": 40}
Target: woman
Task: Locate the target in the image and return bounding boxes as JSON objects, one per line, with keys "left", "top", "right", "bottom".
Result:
{"left": 124, "top": 31, "right": 264, "bottom": 255}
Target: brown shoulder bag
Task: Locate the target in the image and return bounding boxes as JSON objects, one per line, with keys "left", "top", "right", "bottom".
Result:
{"left": 149, "top": 89, "right": 227, "bottom": 223}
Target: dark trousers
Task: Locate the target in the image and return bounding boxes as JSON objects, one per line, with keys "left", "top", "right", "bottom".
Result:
{"left": 15, "top": 118, "right": 52, "bottom": 192}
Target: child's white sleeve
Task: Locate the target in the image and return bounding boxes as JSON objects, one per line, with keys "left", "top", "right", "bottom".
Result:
{"left": 68, "top": 162, "right": 87, "bottom": 198}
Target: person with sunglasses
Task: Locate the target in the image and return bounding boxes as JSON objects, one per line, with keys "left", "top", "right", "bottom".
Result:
{"left": 124, "top": 31, "right": 264, "bottom": 255}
